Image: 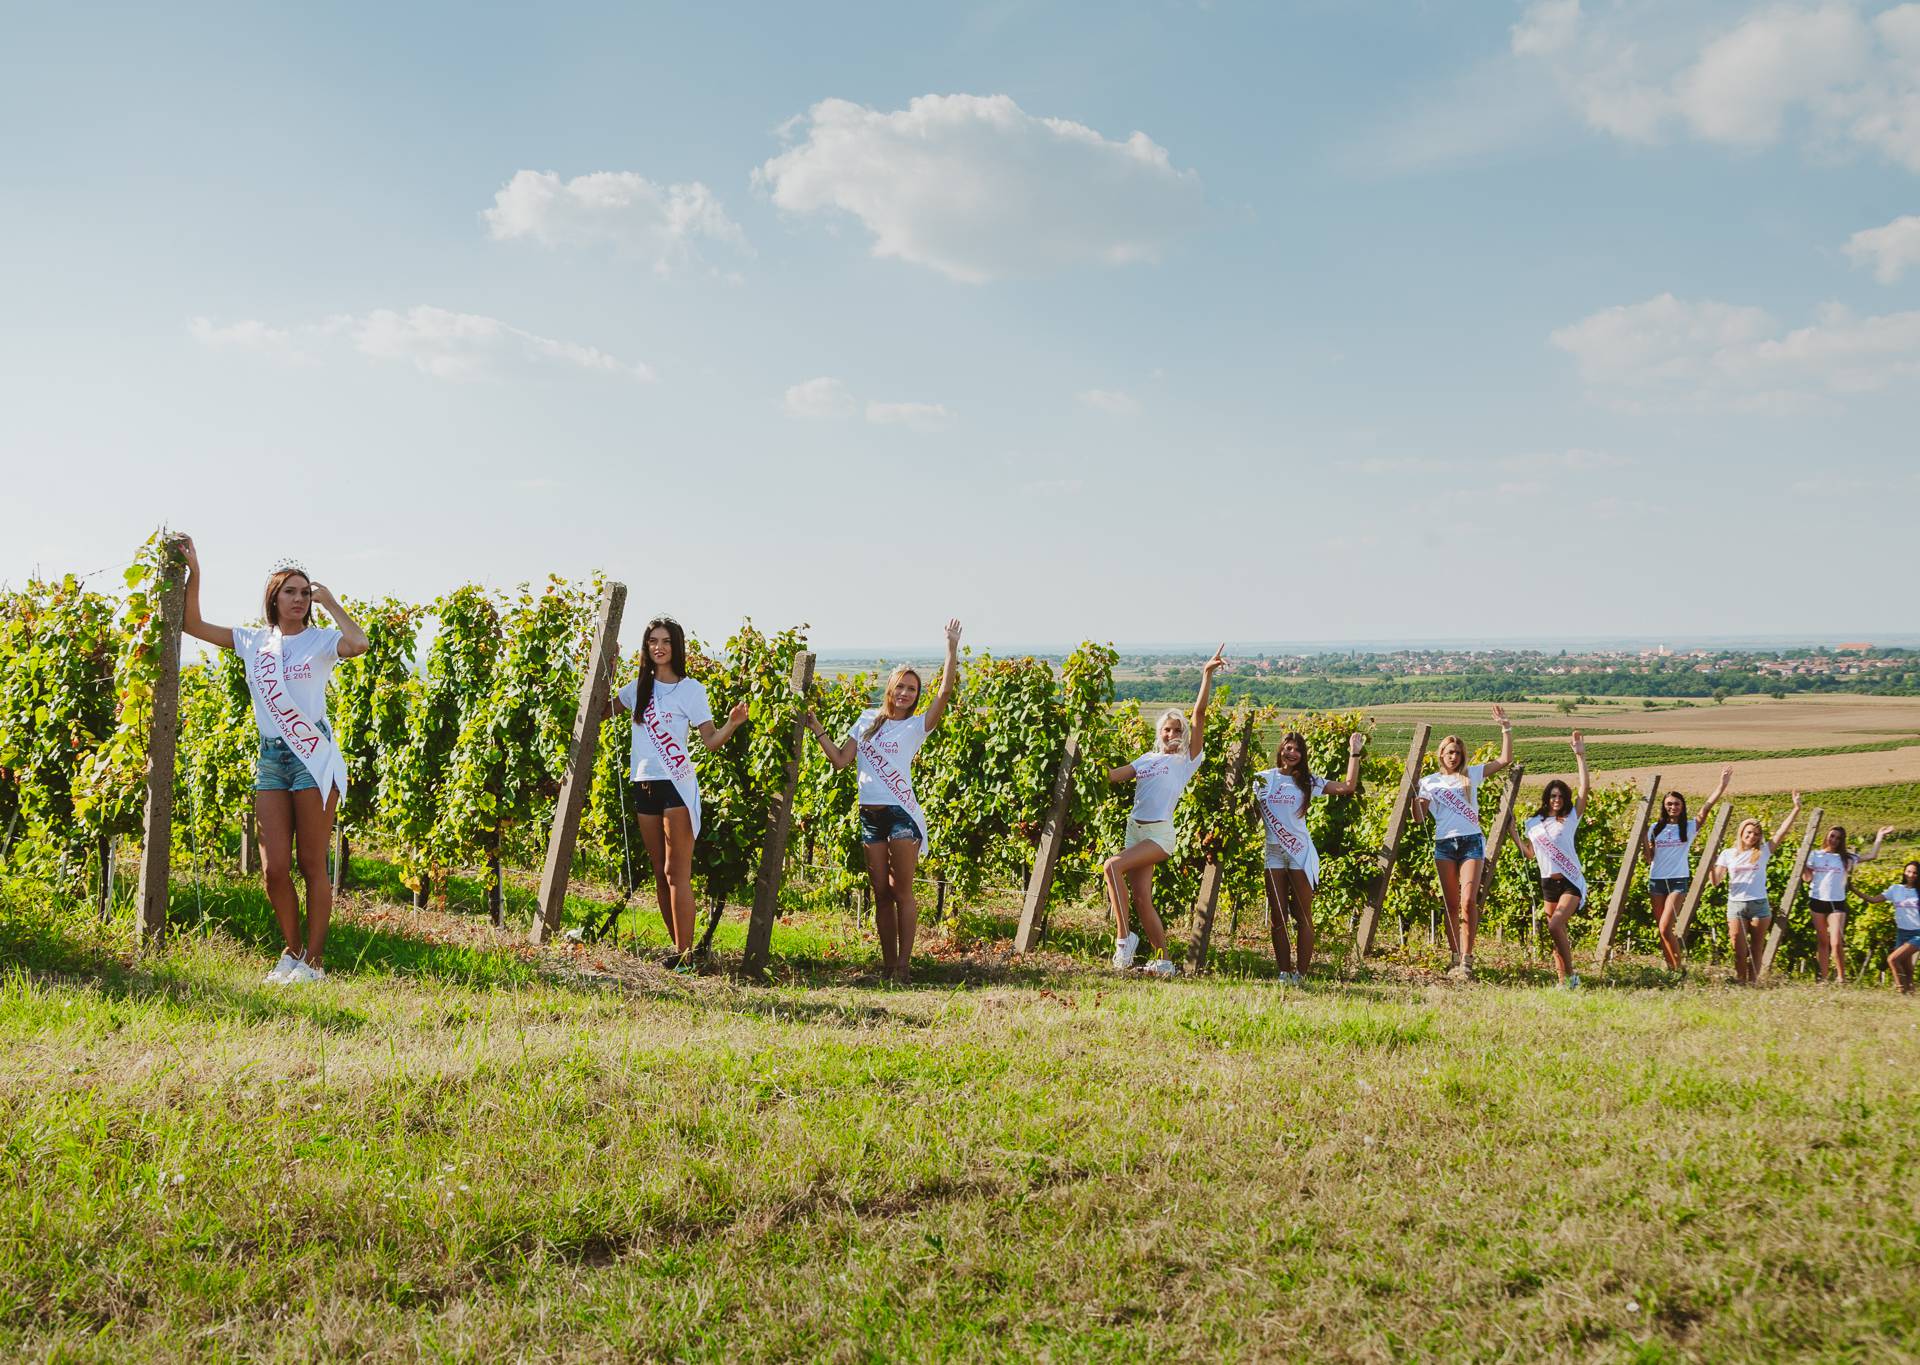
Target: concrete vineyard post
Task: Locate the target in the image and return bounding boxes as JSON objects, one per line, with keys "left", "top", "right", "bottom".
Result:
{"left": 96, "top": 835, "right": 114, "bottom": 920}
{"left": 239, "top": 807, "right": 254, "bottom": 875}
{"left": 1480, "top": 762, "right": 1525, "bottom": 918}
{"left": 487, "top": 848, "right": 503, "bottom": 927}
{"left": 1596, "top": 776, "right": 1661, "bottom": 971}
{"left": 1350, "top": 723, "right": 1429, "bottom": 967}
{"left": 743, "top": 651, "right": 816, "bottom": 976}
{"left": 532, "top": 581, "right": 626, "bottom": 945}
{"left": 136, "top": 535, "right": 188, "bottom": 946}
{"left": 1014, "top": 735, "right": 1081, "bottom": 954}
{"left": 1759, "top": 807, "right": 1822, "bottom": 980}
{"left": 331, "top": 831, "right": 349, "bottom": 896}
{"left": 1673, "top": 802, "right": 1732, "bottom": 944}
{"left": 1188, "top": 712, "right": 1254, "bottom": 972}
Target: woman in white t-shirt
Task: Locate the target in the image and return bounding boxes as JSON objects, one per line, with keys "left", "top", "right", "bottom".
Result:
{"left": 179, "top": 537, "right": 369, "bottom": 985}
{"left": 1866, "top": 861, "right": 1920, "bottom": 994}
{"left": 1515, "top": 732, "right": 1591, "bottom": 989}
{"left": 1101, "top": 646, "right": 1225, "bottom": 978}
{"left": 1642, "top": 765, "right": 1732, "bottom": 971}
{"left": 1413, "top": 705, "right": 1516, "bottom": 980}
{"left": 1710, "top": 794, "right": 1804, "bottom": 985}
{"left": 804, "top": 620, "right": 961, "bottom": 985}
{"left": 1800, "top": 823, "right": 1893, "bottom": 984}
{"left": 610, "top": 615, "right": 749, "bottom": 972}
{"left": 1255, "top": 728, "right": 1366, "bottom": 984}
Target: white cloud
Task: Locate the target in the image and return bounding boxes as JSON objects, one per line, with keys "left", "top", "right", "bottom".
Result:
{"left": 1551, "top": 292, "right": 1920, "bottom": 407}
{"left": 483, "top": 170, "right": 747, "bottom": 274}
{"left": 189, "top": 306, "right": 653, "bottom": 383}
{"left": 865, "top": 400, "right": 954, "bottom": 429}
{"left": 1511, "top": 1, "right": 1920, "bottom": 171}
{"left": 783, "top": 376, "right": 856, "bottom": 419}
{"left": 1496, "top": 448, "right": 1630, "bottom": 473}
{"left": 1076, "top": 387, "right": 1143, "bottom": 416}
{"left": 1355, "top": 455, "right": 1450, "bottom": 476}
{"left": 1845, "top": 213, "right": 1920, "bottom": 280}
{"left": 753, "top": 93, "right": 1203, "bottom": 283}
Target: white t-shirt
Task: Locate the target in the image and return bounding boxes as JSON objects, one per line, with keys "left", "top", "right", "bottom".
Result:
{"left": 1717, "top": 842, "right": 1773, "bottom": 902}
{"left": 1418, "top": 764, "right": 1486, "bottom": 841}
{"left": 1524, "top": 811, "right": 1586, "bottom": 898}
{"left": 231, "top": 625, "right": 341, "bottom": 741}
{"left": 1805, "top": 850, "right": 1854, "bottom": 903}
{"left": 848, "top": 711, "right": 929, "bottom": 808}
{"left": 1255, "top": 768, "right": 1327, "bottom": 880}
{"left": 1646, "top": 819, "right": 1699, "bottom": 881}
{"left": 617, "top": 677, "right": 714, "bottom": 782}
{"left": 1129, "top": 747, "right": 1206, "bottom": 823}
{"left": 1883, "top": 883, "right": 1920, "bottom": 932}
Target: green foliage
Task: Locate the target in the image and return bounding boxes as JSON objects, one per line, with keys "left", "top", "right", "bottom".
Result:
{"left": 172, "top": 653, "right": 255, "bottom": 866}
{"left": 71, "top": 535, "right": 177, "bottom": 855}
{"left": 330, "top": 597, "right": 423, "bottom": 837}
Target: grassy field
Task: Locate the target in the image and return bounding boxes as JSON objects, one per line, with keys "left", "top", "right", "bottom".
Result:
{"left": 5, "top": 873, "right": 1920, "bottom": 1362}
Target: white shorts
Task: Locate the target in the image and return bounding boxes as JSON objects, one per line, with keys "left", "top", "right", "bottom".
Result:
{"left": 1124, "top": 818, "right": 1176, "bottom": 858}
{"left": 1265, "top": 844, "right": 1308, "bottom": 873}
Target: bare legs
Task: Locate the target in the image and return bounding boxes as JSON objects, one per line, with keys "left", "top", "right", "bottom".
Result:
{"left": 254, "top": 788, "right": 336, "bottom": 968}
{"left": 1436, "top": 857, "right": 1483, "bottom": 969}
{"left": 1543, "top": 893, "right": 1579, "bottom": 982}
{"left": 1652, "top": 890, "right": 1685, "bottom": 969}
{"left": 1729, "top": 916, "right": 1770, "bottom": 984}
{"left": 862, "top": 838, "right": 920, "bottom": 983}
{"left": 1265, "top": 869, "right": 1316, "bottom": 978}
{"left": 1811, "top": 910, "right": 1847, "bottom": 983}
{"left": 635, "top": 808, "right": 697, "bottom": 955}
{"left": 1104, "top": 841, "right": 1170, "bottom": 954}
{"left": 1889, "top": 942, "right": 1916, "bottom": 994}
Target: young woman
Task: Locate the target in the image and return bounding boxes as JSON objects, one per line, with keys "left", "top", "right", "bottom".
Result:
{"left": 1414, "top": 704, "right": 1516, "bottom": 980}
{"left": 610, "top": 615, "right": 749, "bottom": 972}
{"left": 804, "top": 620, "right": 961, "bottom": 985}
{"left": 1868, "top": 861, "right": 1920, "bottom": 994}
{"left": 1643, "top": 765, "right": 1733, "bottom": 970}
{"left": 179, "top": 538, "right": 368, "bottom": 984}
{"left": 1102, "top": 647, "right": 1226, "bottom": 978}
{"left": 1711, "top": 793, "right": 1804, "bottom": 985}
{"left": 1255, "top": 728, "right": 1366, "bottom": 984}
{"left": 1516, "top": 731, "right": 1591, "bottom": 989}
{"left": 1802, "top": 824, "right": 1894, "bottom": 983}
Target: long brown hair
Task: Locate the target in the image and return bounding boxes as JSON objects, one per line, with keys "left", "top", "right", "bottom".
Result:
{"left": 263, "top": 568, "right": 310, "bottom": 628}
{"left": 633, "top": 616, "right": 688, "bottom": 720}
{"left": 1822, "top": 824, "right": 1856, "bottom": 867}
{"left": 1273, "top": 731, "right": 1313, "bottom": 802}
{"left": 865, "top": 665, "right": 922, "bottom": 739}
{"left": 1650, "top": 791, "right": 1690, "bottom": 846}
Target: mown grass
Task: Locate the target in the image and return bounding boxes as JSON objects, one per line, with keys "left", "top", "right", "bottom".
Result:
{"left": 3, "top": 877, "right": 1919, "bottom": 1363}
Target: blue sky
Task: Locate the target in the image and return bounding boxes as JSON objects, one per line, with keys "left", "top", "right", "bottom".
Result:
{"left": 3, "top": 1, "right": 1915, "bottom": 652}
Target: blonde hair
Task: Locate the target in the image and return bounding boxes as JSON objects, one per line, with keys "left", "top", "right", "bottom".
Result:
{"left": 1735, "top": 817, "right": 1765, "bottom": 853}
{"left": 865, "top": 665, "right": 923, "bottom": 740}
{"left": 1435, "top": 734, "right": 1468, "bottom": 776}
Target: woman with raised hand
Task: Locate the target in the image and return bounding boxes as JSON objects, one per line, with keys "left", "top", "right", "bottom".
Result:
{"left": 1802, "top": 823, "right": 1895, "bottom": 984}
{"left": 1644, "top": 765, "right": 1733, "bottom": 971}
{"left": 1516, "top": 731, "right": 1592, "bottom": 989}
{"left": 1102, "top": 647, "right": 1226, "bottom": 979}
{"left": 178, "top": 537, "right": 368, "bottom": 985}
{"left": 1868, "top": 860, "right": 1920, "bottom": 994}
{"left": 610, "top": 615, "right": 749, "bottom": 973}
{"left": 804, "top": 619, "right": 961, "bottom": 985}
{"left": 1711, "top": 793, "right": 1804, "bottom": 986}
{"left": 1414, "top": 704, "right": 1516, "bottom": 980}
{"left": 1255, "top": 728, "right": 1366, "bottom": 984}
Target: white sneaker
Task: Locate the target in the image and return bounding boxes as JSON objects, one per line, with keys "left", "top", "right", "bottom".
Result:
{"left": 287, "top": 960, "right": 326, "bottom": 985}
{"left": 1111, "top": 932, "right": 1139, "bottom": 971}
{"left": 1559, "top": 974, "right": 1581, "bottom": 991}
{"left": 265, "top": 952, "right": 299, "bottom": 985}
{"left": 1143, "top": 958, "right": 1177, "bottom": 978}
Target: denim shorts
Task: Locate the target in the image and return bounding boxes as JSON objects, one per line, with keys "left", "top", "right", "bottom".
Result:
{"left": 1649, "top": 876, "right": 1690, "bottom": 897}
{"left": 1434, "top": 833, "right": 1485, "bottom": 864}
{"left": 1729, "top": 898, "right": 1772, "bottom": 922}
{"left": 254, "top": 726, "right": 327, "bottom": 794}
{"left": 859, "top": 804, "right": 922, "bottom": 845}
{"left": 1896, "top": 929, "right": 1920, "bottom": 952}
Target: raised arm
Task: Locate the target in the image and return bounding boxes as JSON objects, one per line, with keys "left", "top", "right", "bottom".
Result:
{"left": 922, "top": 619, "right": 962, "bottom": 734}
{"left": 1856, "top": 825, "right": 1895, "bottom": 866}
{"left": 1571, "top": 729, "right": 1591, "bottom": 818}
{"left": 1770, "top": 792, "right": 1804, "bottom": 849}
{"left": 177, "top": 536, "right": 234, "bottom": 650}
{"left": 1188, "top": 644, "right": 1226, "bottom": 759}
{"left": 803, "top": 711, "right": 856, "bottom": 769}
{"left": 1696, "top": 765, "right": 1733, "bottom": 831}
{"left": 1323, "top": 731, "right": 1367, "bottom": 797}
{"left": 1481, "top": 704, "right": 1516, "bottom": 776}
{"left": 697, "top": 699, "right": 750, "bottom": 751}
{"left": 309, "top": 582, "right": 368, "bottom": 659}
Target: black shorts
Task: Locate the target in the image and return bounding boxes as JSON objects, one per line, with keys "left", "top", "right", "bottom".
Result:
{"left": 1539, "top": 875, "right": 1583, "bottom": 907}
{"left": 1809, "top": 898, "right": 1847, "bottom": 916}
{"left": 630, "top": 779, "right": 687, "bottom": 816}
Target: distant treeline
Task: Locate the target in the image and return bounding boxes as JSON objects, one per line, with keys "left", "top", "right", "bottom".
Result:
{"left": 1118, "top": 668, "right": 1920, "bottom": 708}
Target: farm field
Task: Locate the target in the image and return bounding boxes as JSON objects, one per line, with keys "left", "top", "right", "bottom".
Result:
{"left": 5, "top": 876, "right": 1919, "bottom": 1362}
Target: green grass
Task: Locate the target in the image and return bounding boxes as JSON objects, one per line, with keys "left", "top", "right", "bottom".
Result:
{"left": 4, "top": 874, "right": 1920, "bottom": 1361}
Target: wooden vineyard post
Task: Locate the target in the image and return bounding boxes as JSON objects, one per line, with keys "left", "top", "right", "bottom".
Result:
{"left": 136, "top": 535, "right": 189, "bottom": 946}
{"left": 1759, "top": 806, "right": 1822, "bottom": 980}
{"left": 1479, "top": 762, "right": 1525, "bottom": 947}
{"left": 531, "top": 581, "right": 626, "bottom": 945}
{"left": 1013, "top": 735, "right": 1082, "bottom": 954}
{"left": 1673, "top": 802, "right": 1732, "bottom": 945}
{"left": 1188, "top": 712, "right": 1255, "bottom": 973}
{"left": 1595, "top": 776, "right": 1661, "bottom": 971}
{"left": 1349, "top": 724, "right": 1429, "bottom": 969}
{"left": 743, "top": 651, "right": 817, "bottom": 976}
{"left": 96, "top": 836, "right": 115, "bottom": 920}
{"left": 239, "top": 807, "right": 254, "bottom": 875}
{"left": 331, "top": 830, "right": 349, "bottom": 896}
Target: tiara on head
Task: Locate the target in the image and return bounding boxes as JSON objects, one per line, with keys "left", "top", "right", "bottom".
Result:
{"left": 269, "top": 557, "right": 309, "bottom": 575}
